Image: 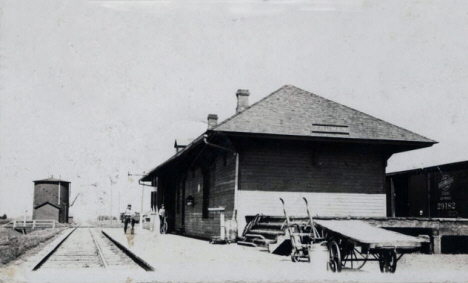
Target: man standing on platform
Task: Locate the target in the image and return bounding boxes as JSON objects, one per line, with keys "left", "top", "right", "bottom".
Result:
{"left": 159, "top": 204, "right": 167, "bottom": 233}
{"left": 123, "top": 204, "right": 135, "bottom": 234}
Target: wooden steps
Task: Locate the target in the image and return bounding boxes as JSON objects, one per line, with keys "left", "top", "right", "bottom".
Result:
{"left": 255, "top": 222, "right": 283, "bottom": 228}
{"left": 238, "top": 215, "right": 308, "bottom": 253}
{"left": 249, "top": 229, "right": 285, "bottom": 236}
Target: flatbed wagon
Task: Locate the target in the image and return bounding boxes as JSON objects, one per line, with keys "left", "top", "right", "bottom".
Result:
{"left": 314, "top": 219, "right": 429, "bottom": 273}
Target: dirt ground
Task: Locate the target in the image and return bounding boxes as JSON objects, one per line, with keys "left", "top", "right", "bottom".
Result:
{"left": 1, "top": 228, "right": 467, "bottom": 283}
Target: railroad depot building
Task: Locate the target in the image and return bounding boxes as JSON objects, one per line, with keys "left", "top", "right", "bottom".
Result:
{"left": 32, "top": 177, "right": 70, "bottom": 223}
{"left": 140, "top": 85, "right": 436, "bottom": 239}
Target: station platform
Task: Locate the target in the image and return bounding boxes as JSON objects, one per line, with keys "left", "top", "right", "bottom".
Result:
{"left": 101, "top": 228, "right": 316, "bottom": 282}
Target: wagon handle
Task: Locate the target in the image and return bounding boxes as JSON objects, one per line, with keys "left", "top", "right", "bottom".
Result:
{"left": 303, "top": 197, "right": 320, "bottom": 239}
{"left": 279, "top": 198, "right": 291, "bottom": 227}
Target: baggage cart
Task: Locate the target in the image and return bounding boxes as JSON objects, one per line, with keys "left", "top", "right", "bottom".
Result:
{"left": 314, "top": 219, "right": 429, "bottom": 273}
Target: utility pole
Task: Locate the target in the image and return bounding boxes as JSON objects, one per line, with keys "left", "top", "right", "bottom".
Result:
{"left": 140, "top": 183, "right": 144, "bottom": 230}
{"left": 118, "top": 189, "right": 121, "bottom": 220}
{"left": 128, "top": 172, "right": 147, "bottom": 231}
{"left": 109, "top": 175, "right": 117, "bottom": 224}
{"left": 110, "top": 182, "right": 113, "bottom": 223}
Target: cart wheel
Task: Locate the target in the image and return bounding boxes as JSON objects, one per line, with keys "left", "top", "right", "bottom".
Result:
{"left": 328, "top": 259, "right": 339, "bottom": 272}
{"left": 291, "top": 250, "right": 300, "bottom": 262}
{"left": 303, "top": 248, "right": 310, "bottom": 262}
{"left": 387, "top": 251, "right": 397, "bottom": 273}
{"left": 379, "top": 250, "right": 397, "bottom": 273}
{"left": 328, "top": 240, "right": 342, "bottom": 272}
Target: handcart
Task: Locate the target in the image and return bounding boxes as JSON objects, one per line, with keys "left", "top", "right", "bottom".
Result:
{"left": 303, "top": 197, "right": 323, "bottom": 241}
{"left": 314, "top": 219, "right": 429, "bottom": 273}
{"left": 279, "top": 198, "right": 324, "bottom": 262}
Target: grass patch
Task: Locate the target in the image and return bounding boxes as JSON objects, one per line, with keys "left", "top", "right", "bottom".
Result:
{"left": 0, "top": 227, "right": 66, "bottom": 265}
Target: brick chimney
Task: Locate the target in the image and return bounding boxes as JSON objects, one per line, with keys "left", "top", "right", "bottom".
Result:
{"left": 207, "top": 114, "right": 218, "bottom": 130}
{"left": 236, "top": 89, "right": 250, "bottom": 113}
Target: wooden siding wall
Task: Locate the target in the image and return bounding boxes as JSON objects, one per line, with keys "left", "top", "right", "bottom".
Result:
{"left": 239, "top": 143, "right": 385, "bottom": 194}
{"left": 33, "top": 204, "right": 59, "bottom": 221}
{"left": 236, "top": 142, "right": 387, "bottom": 236}
{"left": 34, "top": 183, "right": 69, "bottom": 207}
{"left": 163, "top": 140, "right": 388, "bottom": 238}
{"left": 237, "top": 191, "right": 386, "bottom": 236}
{"left": 238, "top": 191, "right": 386, "bottom": 217}
{"left": 173, "top": 153, "right": 236, "bottom": 239}
{"left": 33, "top": 183, "right": 69, "bottom": 223}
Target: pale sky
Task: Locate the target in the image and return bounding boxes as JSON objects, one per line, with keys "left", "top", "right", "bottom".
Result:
{"left": 1, "top": 0, "right": 467, "bottom": 220}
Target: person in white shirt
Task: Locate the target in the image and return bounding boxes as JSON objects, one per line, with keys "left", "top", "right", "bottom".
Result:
{"left": 123, "top": 204, "right": 135, "bottom": 234}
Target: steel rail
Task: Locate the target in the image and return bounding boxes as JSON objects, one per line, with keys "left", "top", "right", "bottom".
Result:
{"left": 89, "top": 229, "right": 108, "bottom": 268}
{"left": 33, "top": 227, "right": 153, "bottom": 271}
{"left": 32, "top": 227, "right": 78, "bottom": 271}
{"left": 101, "top": 230, "right": 154, "bottom": 271}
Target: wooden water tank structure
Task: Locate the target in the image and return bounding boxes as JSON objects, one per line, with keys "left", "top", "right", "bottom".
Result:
{"left": 33, "top": 177, "right": 70, "bottom": 223}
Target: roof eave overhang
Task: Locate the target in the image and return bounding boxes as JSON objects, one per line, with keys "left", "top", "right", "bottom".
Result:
{"left": 140, "top": 130, "right": 436, "bottom": 182}
{"left": 214, "top": 130, "right": 437, "bottom": 150}
{"left": 140, "top": 133, "right": 207, "bottom": 182}
{"left": 34, "top": 202, "right": 61, "bottom": 210}
{"left": 33, "top": 180, "right": 71, "bottom": 184}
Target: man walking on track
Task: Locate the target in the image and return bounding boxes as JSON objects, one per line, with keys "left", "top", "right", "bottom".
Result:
{"left": 123, "top": 204, "right": 135, "bottom": 234}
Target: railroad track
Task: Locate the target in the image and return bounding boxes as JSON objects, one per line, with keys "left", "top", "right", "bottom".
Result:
{"left": 33, "top": 227, "right": 153, "bottom": 271}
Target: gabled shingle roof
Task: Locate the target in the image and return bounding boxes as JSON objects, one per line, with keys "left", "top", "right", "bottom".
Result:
{"left": 213, "top": 85, "right": 435, "bottom": 144}
{"left": 141, "top": 85, "right": 436, "bottom": 182}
